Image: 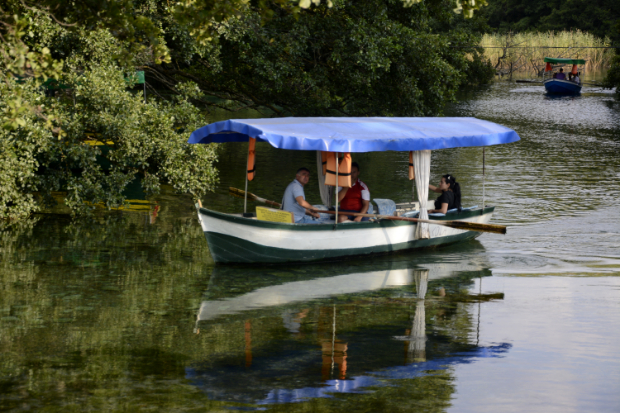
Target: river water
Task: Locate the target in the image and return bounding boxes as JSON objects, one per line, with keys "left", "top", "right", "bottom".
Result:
{"left": 1, "top": 79, "right": 619, "bottom": 412}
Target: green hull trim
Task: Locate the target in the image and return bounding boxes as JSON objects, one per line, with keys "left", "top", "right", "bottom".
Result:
{"left": 205, "top": 229, "right": 480, "bottom": 264}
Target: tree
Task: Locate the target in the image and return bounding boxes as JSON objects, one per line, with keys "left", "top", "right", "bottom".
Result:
{"left": 1, "top": 12, "right": 218, "bottom": 219}
{"left": 149, "top": 0, "right": 494, "bottom": 117}
{"left": 603, "top": 17, "right": 620, "bottom": 91}
{"left": 1, "top": 0, "right": 493, "bottom": 219}
{"left": 481, "top": 0, "right": 620, "bottom": 40}
{"left": 2, "top": 0, "right": 489, "bottom": 127}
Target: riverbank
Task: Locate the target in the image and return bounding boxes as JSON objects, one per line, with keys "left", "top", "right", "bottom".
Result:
{"left": 481, "top": 31, "right": 614, "bottom": 76}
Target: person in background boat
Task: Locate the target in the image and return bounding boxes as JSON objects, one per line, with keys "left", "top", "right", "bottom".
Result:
{"left": 282, "top": 167, "right": 321, "bottom": 224}
{"left": 336, "top": 162, "right": 370, "bottom": 223}
{"left": 428, "top": 174, "right": 461, "bottom": 214}
{"left": 556, "top": 68, "right": 566, "bottom": 80}
{"left": 573, "top": 72, "right": 581, "bottom": 84}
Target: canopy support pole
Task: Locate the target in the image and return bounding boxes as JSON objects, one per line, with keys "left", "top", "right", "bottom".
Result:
{"left": 244, "top": 143, "right": 249, "bottom": 214}
{"left": 482, "top": 148, "right": 486, "bottom": 209}
{"left": 334, "top": 153, "right": 339, "bottom": 229}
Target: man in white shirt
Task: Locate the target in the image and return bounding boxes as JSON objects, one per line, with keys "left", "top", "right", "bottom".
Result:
{"left": 282, "top": 168, "right": 321, "bottom": 223}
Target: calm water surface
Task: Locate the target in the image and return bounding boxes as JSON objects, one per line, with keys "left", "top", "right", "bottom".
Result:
{"left": 1, "top": 80, "right": 619, "bottom": 412}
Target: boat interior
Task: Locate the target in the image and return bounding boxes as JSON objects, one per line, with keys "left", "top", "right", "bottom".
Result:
{"left": 229, "top": 200, "right": 481, "bottom": 222}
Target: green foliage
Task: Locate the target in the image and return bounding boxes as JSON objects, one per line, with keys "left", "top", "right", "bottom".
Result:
{"left": 463, "top": 50, "right": 496, "bottom": 82}
{"left": 1, "top": 0, "right": 254, "bottom": 135}
{"left": 1, "top": 0, "right": 493, "bottom": 219}
{"left": 0, "top": 26, "right": 218, "bottom": 219}
{"left": 1, "top": 0, "right": 491, "bottom": 131}
{"left": 604, "top": 54, "right": 620, "bottom": 90}
{"left": 603, "top": 19, "right": 620, "bottom": 91}
{"left": 303, "top": 0, "right": 488, "bottom": 19}
{"left": 157, "top": 0, "right": 494, "bottom": 117}
{"left": 481, "top": 0, "right": 620, "bottom": 39}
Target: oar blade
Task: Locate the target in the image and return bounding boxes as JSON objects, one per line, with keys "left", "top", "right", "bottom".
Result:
{"left": 229, "top": 187, "right": 249, "bottom": 197}
{"left": 228, "top": 187, "right": 282, "bottom": 208}
{"left": 229, "top": 189, "right": 246, "bottom": 200}
{"left": 446, "top": 220, "right": 507, "bottom": 235}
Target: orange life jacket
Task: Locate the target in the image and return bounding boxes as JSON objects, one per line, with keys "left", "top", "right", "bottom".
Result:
{"left": 247, "top": 137, "right": 256, "bottom": 181}
{"left": 408, "top": 151, "right": 415, "bottom": 180}
{"left": 321, "top": 151, "right": 328, "bottom": 175}
{"left": 571, "top": 64, "right": 578, "bottom": 75}
{"left": 339, "top": 153, "right": 352, "bottom": 188}
{"left": 325, "top": 152, "right": 352, "bottom": 188}
{"left": 324, "top": 152, "right": 337, "bottom": 186}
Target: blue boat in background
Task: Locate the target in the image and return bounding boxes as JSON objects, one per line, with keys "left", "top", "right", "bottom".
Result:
{"left": 542, "top": 57, "right": 586, "bottom": 95}
{"left": 543, "top": 78, "right": 582, "bottom": 94}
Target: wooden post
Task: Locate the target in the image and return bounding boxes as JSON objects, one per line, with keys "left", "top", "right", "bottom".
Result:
{"left": 482, "top": 147, "right": 486, "bottom": 209}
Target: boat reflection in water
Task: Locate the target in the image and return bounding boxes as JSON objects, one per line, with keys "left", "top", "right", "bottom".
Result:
{"left": 187, "top": 249, "right": 511, "bottom": 405}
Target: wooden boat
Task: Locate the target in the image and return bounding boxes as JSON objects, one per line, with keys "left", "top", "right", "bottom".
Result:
{"left": 197, "top": 206, "right": 496, "bottom": 263}
{"left": 188, "top": 117, "right": 520, "bottom": 264}
{"left": 542, "top": 57, "right": 585, "bottom": 95}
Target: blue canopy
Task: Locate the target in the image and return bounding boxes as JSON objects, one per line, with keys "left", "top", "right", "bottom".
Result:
{"left": 188, "top": 117, "right": 520, "bottom": 152}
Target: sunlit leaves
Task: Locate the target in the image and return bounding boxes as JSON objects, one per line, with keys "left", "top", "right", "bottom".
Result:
{"left": 0, "top": 28, "right": 218, "bottom": 219}
{"left": 453, "top": 0, "right": 487, "bottom": 18}
{"left": 299, "top": 0, "right": 485, "bottom": 18}
{"left": 190, "top": 0, "right": 493, "bottom": 117}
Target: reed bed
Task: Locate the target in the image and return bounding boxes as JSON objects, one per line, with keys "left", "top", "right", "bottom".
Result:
{"left": 481, "top": 31, "right": 614, "bottom": 75}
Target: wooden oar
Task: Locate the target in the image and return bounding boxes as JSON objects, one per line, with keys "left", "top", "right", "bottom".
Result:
{"left": 229, "top": 187, "right": 506, "bottom": 235}
{"left": 229, "top": 187, "right": 282, "bottom": 208}
{"left": 311, "top": 209, "right": 506, "bottom": 235}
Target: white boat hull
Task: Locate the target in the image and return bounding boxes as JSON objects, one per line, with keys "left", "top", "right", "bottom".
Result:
{"left": 196, "top": 206, "right": 495, "bottom": 264}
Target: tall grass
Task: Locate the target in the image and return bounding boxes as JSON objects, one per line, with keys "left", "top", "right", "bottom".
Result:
{"left": 481, "top": 31, "right": 614, "bottom": 75}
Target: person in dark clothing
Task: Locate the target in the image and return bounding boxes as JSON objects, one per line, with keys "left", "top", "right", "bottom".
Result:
{"left": 556, "top": 68, "right": 566, "bottom": 80}
{"left": 428, "top": 174, "right": 461, "bottom": 214}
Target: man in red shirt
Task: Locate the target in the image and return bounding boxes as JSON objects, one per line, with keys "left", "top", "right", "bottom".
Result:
{"left": 337, "top": 162, "right": 370, "bottom": 223}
